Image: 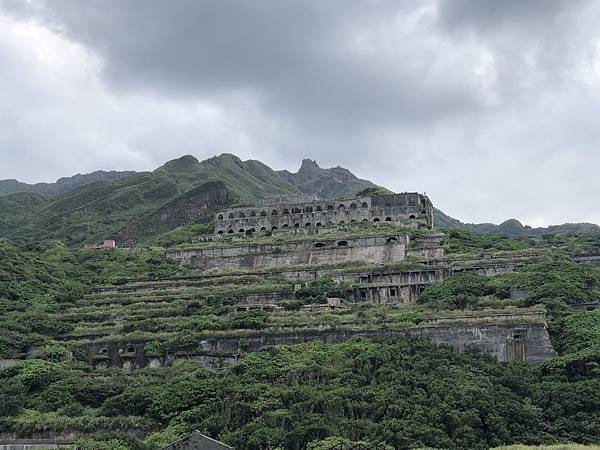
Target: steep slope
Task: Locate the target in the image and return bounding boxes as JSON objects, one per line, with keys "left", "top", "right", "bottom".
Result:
{"left": 0, "top": 192, "right": 49, "bottom": 235}
{"left": 277, "top": 158, "right": 380, "bottom": 199}
{"left": 2, "top": 154, "right": 302, "bottom": 245}
{"left": 0, "top": 170, "right": 136, "bottom": 197}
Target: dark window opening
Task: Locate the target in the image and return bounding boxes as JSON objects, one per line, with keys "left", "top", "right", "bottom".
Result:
{"left": 305, "top": 206, "right": 313, "bottom": 213}
{"left": 294, "top": 223, "right": 300, "bottom": 228}
{"left": 361, "top": 202, "right": 368, "bottom": 208}
{"left": 217, "top": 214, "right": 224, "bottom": 220}
{"left": 272, "top": 226, "right": 278, "bottom": 230}
{"left": 409, "top": 215, "right": 416, "bottom": 219}
{"left": 282, "top": 224, "right": 289, "bottom": 228}
{"left": 260, "top": 211, "right": 267, "bottom": 216}
{"left": 385, "top": 217, "right": 392, "bottom": 221}
{"left": 316, "top": 206, "right": 323, "bottom": 211}
{"left": 250, "top": 211, "right": 256, "bottom": 217}
{"left": 260, "top": 227, "right": 267, "bottom": 232}
{"left": 314, "top": 242, "right": 326, "bottom": 248}
{"left": 316, "top": 222, "right": 322, "bottom": 227}
{"left": 337, "top": 240, "right": 348, "bottom": 246}
{"left": 228, "top": 213, "right": 235, "bottom": 219}
{"left": 327, "top": 205, "right": 334, "bottom": 210}
{"left": 350, "top": 203, "right": 357, "bottom": 209}
{"left": 239, "top": 229, "right": 245, "bottom": 233}
{"left": 386, "top": 237, "right": 398, "bottom": 243}
{"left": 305, "top": 222, "right": 311, "bottom": 227}
{"left": 390, "top": 288, "right": 397, "bottom": 297}
{"left": 374, "top": 218, "right": 380, "bottom": 222}
{"left": 238, "top": 212, "right": 245, "bottom": 218}
{"left": 292, "top": 207, "right": 302, "bottom": 214}
{"left": 217, "top": 230, "right": 224, "bottom": 235}
{"left": 228, "top": 229, "right": 234, "bottom": 234}
{"left": 283, "top": 208, "right": 289, "bottom": 214}
{"left": 272, "top": 210, "right": 278, "bottom": 216}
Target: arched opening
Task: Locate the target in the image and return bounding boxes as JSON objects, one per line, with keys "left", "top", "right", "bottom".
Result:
{"left": 385, "top": 217, "right": 392, "bottom": 221}
{"left": 217, "top": 230, "right": 224, "bottom": 235}
{"left": 338, "top": 220, "right": 345, "bottom": 225}
{"left": 239, "top": 229, "right": 245, "bottom": 233}
{"left": 305, "top": 222, "right": 311, "bottom": 227}
{"left": 250, "top": 211, "right": 256, "bottom": 217}
{"left": 316, "top": 206, "right": 323, "bottom": 212}
{"left": 238, "top": 212, "right": 246, "bottom": 218}
{"left": 282, "top": 224, "right": 289, "bottom": 228}
{"left": 409, "top": 215, "right": 416, "bottom": 219}
{"left": 327, "top": 205, "right": 334, "bottom": 211}
{"left": 228, "top": 213, "right": 235, "bottom": 219}
{"left": 228, "top": 229, "right": 234, "bottom": 234}
{"left": 386, "top": 237, "right": 398, "bottom": 243}
{"left": 362, "top": 219, "right": 369, "bottom": 222}
{"left": 260, "top": 211, "right": 267, "bottom": 217}
{"left": 305, "top": 206, "right": 313, "bottom": 213}
{"left": 314, "top": 242, "right": 326, "bottom": 248}
{"left": 361, "top": 202, "right": 368, "bottom": 208}
{"left": 350, "top": 203, "right": 357, "bottom": 209}
{"left": 218, "top": 214, "right": 224, "bottom": 220}
{"left": 272, "top": 210, "right": 278, "bottom": 216}
{"left": 282, "top": 208, "right": 289, "bottom": 215}
{"left": 351, "top": 219, "right": 356, "bottom": 223}
{"left": 338, "top": 204, "right": 346, "bottom": 210}
{"left": 292, "top": 207, "right": 302, "bottom": 214}
{"left": 99, "top": 347, "right": 109, "bottom": 355}
{"left": 337, "top": 240, "right": 348, "bottom": 246}
{"left": 373, "top": 218, "right": 380, "bottom": 223}
{"left": 260, "top": 227, "right": 267, "bottom": 232}
{"left": 125, "top": 345, "right": 135, "bottom": 354}
{"left": 246, "top": 228, "right": 256, "bottom": 235}
{"left": 294, "top": 223, "right": 300, "bottom": 228}
{"left": 316, "top": 222, "right": 322, "bottom": 227}
{"left": 272, "top": 226, "right": 278, "bottom": 230}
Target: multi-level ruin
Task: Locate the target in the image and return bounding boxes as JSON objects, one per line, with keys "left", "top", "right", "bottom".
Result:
{"left": 214, "top": 192, "right": 434, "bottom": 236}
{"left": 56, "top": 191, "right": 560, "bottom": 372}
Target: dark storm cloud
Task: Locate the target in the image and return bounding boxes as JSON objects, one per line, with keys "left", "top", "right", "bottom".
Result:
{"left": 1, "top": 0, "right": 599, "bottom": 226}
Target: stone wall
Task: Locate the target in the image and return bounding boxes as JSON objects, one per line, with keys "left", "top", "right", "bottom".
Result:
{"left": 166, "top": 235, "right": 407, "bottom": 271}
{"left": 86, "top": 318, "right": 556, "bottom": 370}
{"left": 214, "top": 192, "right": 433, "bottom": 235}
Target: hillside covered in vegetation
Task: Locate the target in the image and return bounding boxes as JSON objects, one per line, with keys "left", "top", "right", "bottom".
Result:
{"left": 1, "top": 227, "right": 599, "bottom": 449}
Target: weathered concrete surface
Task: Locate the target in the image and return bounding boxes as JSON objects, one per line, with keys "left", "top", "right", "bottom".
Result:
{"left": 86, "top": 320, "right": 556, "bottom": 370}
{"left": 0, "top": 440, "right": 75, "bottom": 449}
{"left": 167, "top": 235, "right": 407, "bottom": 271}
{"left": 214, "top": 192, "right": 433, "bottom": 236}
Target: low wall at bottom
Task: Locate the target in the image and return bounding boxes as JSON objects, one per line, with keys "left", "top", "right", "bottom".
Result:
{"left": 87, "top": 322, "right": 556, "bottom": 370}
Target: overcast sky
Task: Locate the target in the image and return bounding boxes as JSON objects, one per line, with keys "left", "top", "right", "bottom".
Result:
{"left": 1, "top": 0, "right": 599, "bottom": 226}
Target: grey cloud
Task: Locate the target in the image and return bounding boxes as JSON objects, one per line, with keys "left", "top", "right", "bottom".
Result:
{"left": 0, "top": 0, "right": 600, "bottom": 226}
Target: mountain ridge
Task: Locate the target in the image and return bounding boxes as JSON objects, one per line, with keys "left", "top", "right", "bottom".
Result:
{"left": 0, "top": 153, "right": 597, "bottom": 245}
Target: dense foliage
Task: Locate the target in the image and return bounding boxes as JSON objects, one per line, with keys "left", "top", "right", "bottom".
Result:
{"left": 1, "top": 338, "right": 599, "bottom": 450}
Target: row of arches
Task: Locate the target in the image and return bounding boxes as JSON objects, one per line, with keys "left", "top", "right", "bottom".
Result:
{"left": 217, "top": 202, "right": 370, "bottom": 220}
{"left": 216, "top": 215, "right": 416, "bottom": 234}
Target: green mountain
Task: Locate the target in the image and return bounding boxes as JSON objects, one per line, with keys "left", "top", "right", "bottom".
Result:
{"left": 1, "top": 153, "right": 597, "bottom": 246}
{"left": 1, "top": 154, "right": 302, "bottom": 246}
{"left": 0, "top": 170, "right": 135, "bottom": 197}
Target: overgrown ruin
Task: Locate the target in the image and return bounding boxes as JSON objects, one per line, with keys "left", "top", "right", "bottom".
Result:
{"left": 60, "top": 192, "right": 558, "bottom": 371}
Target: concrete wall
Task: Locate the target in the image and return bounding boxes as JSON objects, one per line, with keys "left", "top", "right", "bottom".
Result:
{"left": 214, "top": 192, "right": 433, "bottom": 235}
{"left": 86, "top": 319, "right": 556, "bottom": 370}
{"left": 166, "top": 235, "right": 407, "bottom": 271}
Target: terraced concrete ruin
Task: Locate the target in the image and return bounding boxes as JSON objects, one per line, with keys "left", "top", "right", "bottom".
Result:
{"left": 56, "top": 192, "right": 557, "bottom": 371}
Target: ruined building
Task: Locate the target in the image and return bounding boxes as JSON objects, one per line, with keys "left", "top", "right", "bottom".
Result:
{"left": 214, "top": 192, "right": 434, "bottom": 236}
